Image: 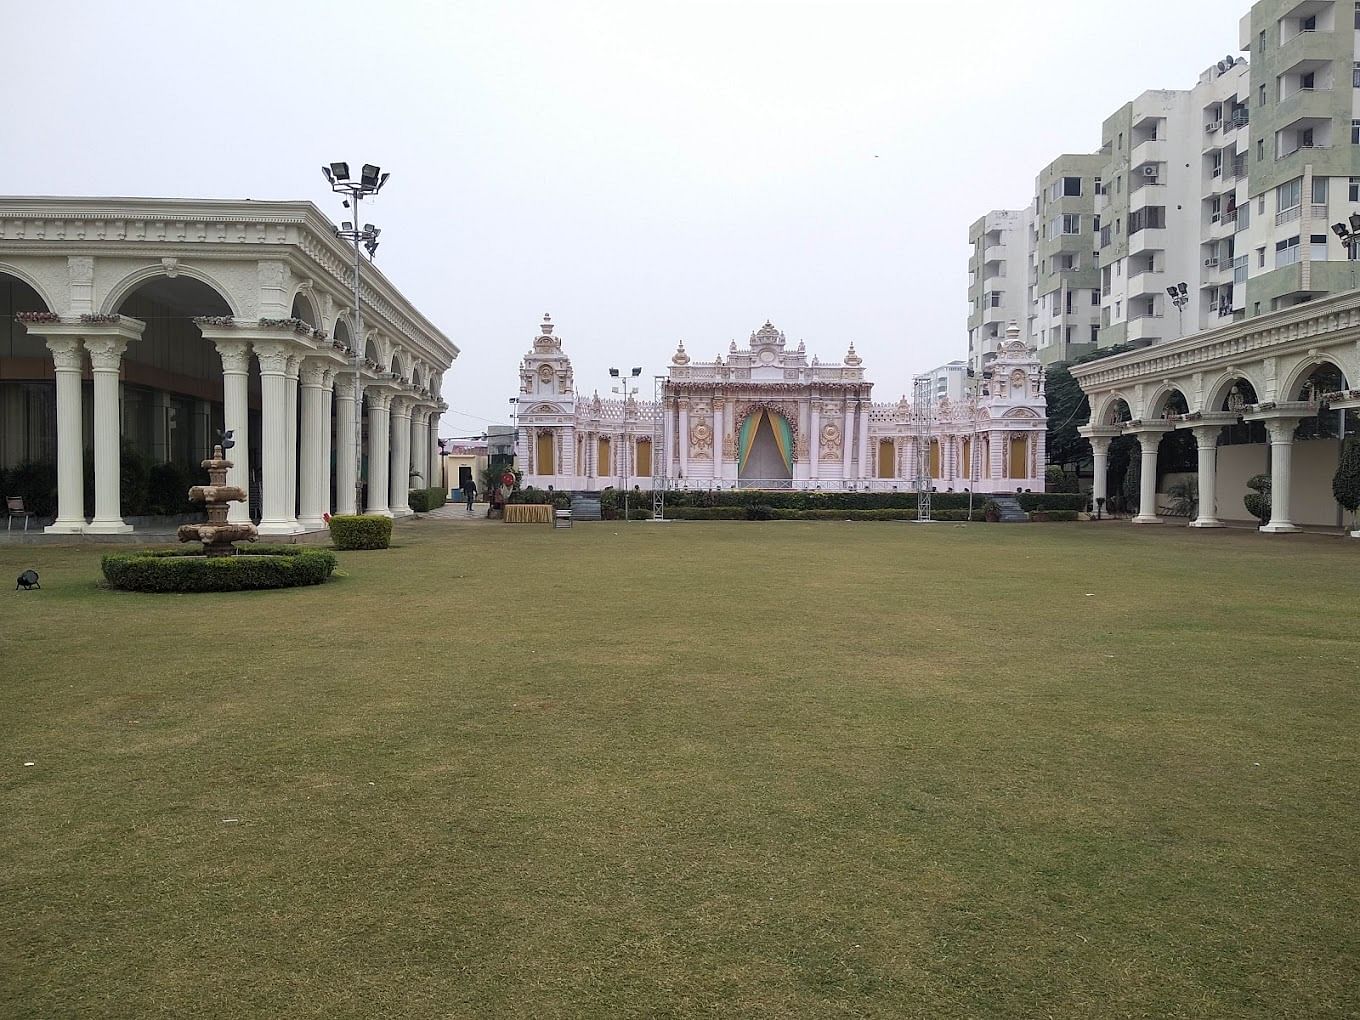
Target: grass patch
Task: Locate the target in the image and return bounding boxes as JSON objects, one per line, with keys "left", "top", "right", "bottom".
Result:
{"left": 2, "top": 522, "right": 1358, "bottom": 1018}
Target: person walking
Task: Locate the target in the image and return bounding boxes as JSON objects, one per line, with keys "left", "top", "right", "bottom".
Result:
{"left": 462, "top": 477, "right": 478, "bottom": 512}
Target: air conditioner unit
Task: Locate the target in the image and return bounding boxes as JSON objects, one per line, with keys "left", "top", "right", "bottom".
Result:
{"left": 1142, "top": 165, "right": 1159, "bottom": 177}
{"left": 1211, "top": 212, "right": 1221, "bottom": 223}
{"left": 1205, "top": 122, "right": 1221, "bottom": 133}
{"left": 1204, "top": 257, "right": 1219, "bottom": 268}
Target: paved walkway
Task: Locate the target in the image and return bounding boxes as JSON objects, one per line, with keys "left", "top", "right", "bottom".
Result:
{"left": 420, "top": 502, "right": 498, "bottom": 525}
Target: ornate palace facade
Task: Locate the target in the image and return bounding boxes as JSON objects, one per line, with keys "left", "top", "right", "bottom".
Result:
{"left": 514, "top": 316, "right": 1047, "bottom": 493}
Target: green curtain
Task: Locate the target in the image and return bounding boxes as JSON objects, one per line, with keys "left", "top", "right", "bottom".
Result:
{"left": 738, "top": 409, "right": 763, "bottom": 470}
{"left": 768, "top": 411, "right": 793, "bottom": 471}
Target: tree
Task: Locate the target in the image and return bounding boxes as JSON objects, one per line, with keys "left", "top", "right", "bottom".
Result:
{"left": 1244, "top": 473, "right": 1271, "bottom": 524}
{"left": 1334, "top": 439, "right": 1360, "bottom": 525}
{"left": 1044, "top": 343, "right": 1141, "bottom": 474}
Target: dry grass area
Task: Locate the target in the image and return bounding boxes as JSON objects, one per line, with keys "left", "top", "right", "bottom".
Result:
{"left": 2, "top": 520, "right": 1358, "bottom": 1019}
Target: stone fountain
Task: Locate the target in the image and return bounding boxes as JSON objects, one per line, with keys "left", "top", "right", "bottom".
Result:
{"left": 176, "top": 445, "right": 258, "bottom": 555}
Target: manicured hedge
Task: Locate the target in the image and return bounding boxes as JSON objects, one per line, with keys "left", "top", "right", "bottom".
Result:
{"left": 1029, "top": 509, "right": 1080, "bottom": 522}
{"left": 643, "top": 506, "right": 987, "bottom": 522}
{"left": 408, "top": 487, "right": 449, "bottom": 512}
{"left": 102, "top": 546, "right": 336, "bottom": 593}
{"left": 1017, "top": 493, "right": 1085, "bottom": 511}
{"left": 328, "top": 514, "right": 393, "bottom": 550}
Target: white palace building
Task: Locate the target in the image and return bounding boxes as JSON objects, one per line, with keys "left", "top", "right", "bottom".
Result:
{"left": 0, "top": 196, "right": 454, "bottom": 536}
{"left": 514, "top": 316, "right": 1048, "bottom": 493}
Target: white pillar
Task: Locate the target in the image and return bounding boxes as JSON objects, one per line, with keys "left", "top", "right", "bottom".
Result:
{"left": 84, "top": 337, "right": 133, "bottom": 534}
{"left": 216, "top": 340, "right": 253, "bottom": 525}
{"left": 857, "top": 400, "right": 871, "bottom": 482}
{"left": 298, "top": 361, "right": 331, "bottom": 530}
{"left": 841, "top": 399, "right": 853, "bottom": 480}
{"left": 255, "top": 343, "right": 296, "bottom": 536}
{"left": 390, "top": 398, "right": 412, "bottom": 515}
{"left": 1189, "top": 426, "right": 1224, "bottom": 528}
{"left": 367, "top": 391, "right": 392, "bottom": 516}
{"left": 410, "top": 410, "right": 427, "bottom": 490}
{"left": 45, "top": 338, "right": 87, "bottom": 533}
{"left": 678, "top": 399, "right": 690, "bottom": 480}
{"left": 1131, "top": 431, "right": 1163, "bottom": 525}
{"left": 429, "top": 411, "right": 442, "bottom": 490}
{"left": 334, "top": 374, "right": 358, "bottom": 515}
{"left": 284, "top": 356, "right": 300, "bottom": 528}
{"left": 1261, "top": 418, "right": 1302, "bottom": 534}
{"left": 1089, "top": 437, "right": 1110, "bottom": 513}
{"left": 809, "top": 402, "right": 822, "bottom": 481}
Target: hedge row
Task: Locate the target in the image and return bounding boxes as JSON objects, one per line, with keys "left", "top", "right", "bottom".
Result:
{"left": 1030, "top": 509, "right": 1080, "bottom": 522}
{"left": 602, "top": 489, "right": 1082, "bottom": 513}
{"left": 102, "top": 546, "right": 336, "bottom": 593}
{"left": 1018, "top": 493, "right": 1085, "bottom": 511}
{"left": 644, "top": 506, "right": 987, "bottom": 522}
{"left": 408, "top": 487, "right": 449, "bottom": 512}
{"left": 508, "top": 486, "right": 573, "bottom": 509}
{"left": 328, "top": 514, "right": 393, "bottom": 550}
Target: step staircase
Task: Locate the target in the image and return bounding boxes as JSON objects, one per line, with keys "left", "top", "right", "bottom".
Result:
{"left": 991, "top": 495, "right": 1029, "bottom": 522}
{"left": 571, "top": 495, "right": 603, "bottom": 521}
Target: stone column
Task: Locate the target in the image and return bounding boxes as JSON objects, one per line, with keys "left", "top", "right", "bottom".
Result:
{"left": 1189, "top": 426, "right": 1224, "bottom": 528}
{"left": 44, "top": 338, "right": 87, "bottom": 533}
{"left": 334, "top": 374, "right": 358, "bottom": 515}
{"left": 857, "top": 401, "right": 871, "bottom": 483}
{"left": 298, "top": 361, "right": 331, "bottom": 530}
{"left": 84, "top": 337, "right": 132, "bottom": 534}
{"left": 841, "top": 399, "right": 853, "bottom": 480}
{"left": 411, "top": 410, "right": 429, "bottom": 490}
{"left": 809, "top": 402, "right": 822, "bottom": 481}
{"left": 1131, "top": 430, "right": 1163, "bottom": 525}
{"left": 255, "top": 342, "right": 296, "bottom": 536}
{"left": 216, "top": 340, "right": 253, "bottom": 524}
{"left": 1261, "top": 418, "right": 1302, "bottom": 534}
{"left": 678, "top": 399, "right": 690, "bottom": 480}
{"left": 284, "top": 356, "right": 300, "bottom": 525}
{"left": 1089, "top": 436, "right": 1111, "bottom": 512}
{"left": 711, "top": 401, "right": 722, "bottom": 483}
{"left": 390, "top": 398, "right": 413, "bottom": 515}
{"left": 367, "top": 391, "right": 392, "bottom": 516}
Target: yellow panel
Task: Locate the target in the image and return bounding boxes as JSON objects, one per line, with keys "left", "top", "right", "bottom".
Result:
{"left": 536, "top": 431, "right": 555, "bottom": 475}
{"left": 877, "top": 440, "right": 894, "bottom": 479}
{"left": 960, "top": 438, "right": 971, "bottom": 479}
{"left": 636, "top": 438, "right": 652, "bottom": 477}
{"left": 597, "top": 437, "right": 611, "bottom": 477}
{"left": 930, "top": 439, "right": 940, "bottom": 477}
{"left": 1009, "top": 435, "right": 1027, "bottom": 479}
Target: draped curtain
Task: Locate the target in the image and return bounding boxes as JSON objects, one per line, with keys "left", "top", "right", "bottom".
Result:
{"left": 738, "top": 409, "right": 792, "bottom": 472}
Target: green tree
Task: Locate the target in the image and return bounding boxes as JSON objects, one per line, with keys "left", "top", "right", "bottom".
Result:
{"left": 1333, "top": 439, "right": 1360, "bottom": 524}
{"left": 1044, "top": 343, "right": 1140, "bottom": 474}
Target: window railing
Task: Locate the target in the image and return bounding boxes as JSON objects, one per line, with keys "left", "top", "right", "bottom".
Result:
{"left": 1276, "top": 205, "right": 1302, "bottom": 226}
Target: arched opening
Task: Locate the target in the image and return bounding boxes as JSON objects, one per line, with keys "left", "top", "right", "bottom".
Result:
{"left": 596, "top": 436, "right": 611, "bottom": 479}
{"left": 1280, "top": 361, "right": 1357, "bottom": 527}
{"left": 1147, "top": 389, "right": 1196, "bottom": 518}
{"left": 537, "top": 430, "right": 556, "bottom": 476}
{"left": 1, "top": 272, "right": 59, "bottom": 517}
{"left": 635, "top": 437, "right": 652, "bottom": 478}
{"left": 738, "top": 408, "right": 793, "bottom": 487}
{"left": 114, "top": 275, "right": 237, "bottom": 519}
{"left": 291, "top": 293, "right": 318, "bottom": 327}
{"left": 1099, "top": 398, "right": 1138, "bottom": 514}
{"left": 959, "top": 437, "right": 973, "bottom": 484}
{"left": 877, "top": 439, "right": 895, "bottom": 479}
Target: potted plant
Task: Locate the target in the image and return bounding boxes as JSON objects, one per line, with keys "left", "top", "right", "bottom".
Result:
{"left": 983, "top": 500, "right": 1001, "bottom": 523}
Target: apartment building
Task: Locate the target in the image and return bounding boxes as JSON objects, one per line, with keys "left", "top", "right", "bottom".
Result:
{"left": 1097, "top": 60, "right": 1252, "bottom": 349}
{"left": 1239, "top": 0, "right": 1360, "bottom": 314}
{"left": 919, "top": 360, "right": 971, "bottom": 404}
{"left": 966, "top": 209, "right": 1030, "bottom": 373}
{"left": 1029, "top": 154, "right": 1104, "bottom": 366}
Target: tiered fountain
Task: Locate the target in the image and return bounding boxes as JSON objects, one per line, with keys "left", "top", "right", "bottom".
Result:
{"left": 176, "top": 444, "right": 258, "bottom": 555}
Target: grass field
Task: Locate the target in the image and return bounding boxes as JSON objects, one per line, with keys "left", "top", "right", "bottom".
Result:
{"left": 2, "top": 520, "right": 1358, "bottom": 1019}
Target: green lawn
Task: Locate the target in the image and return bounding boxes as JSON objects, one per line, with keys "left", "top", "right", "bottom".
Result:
{"left": 2, "top": 521, "right": 1358, "bottom": 1019}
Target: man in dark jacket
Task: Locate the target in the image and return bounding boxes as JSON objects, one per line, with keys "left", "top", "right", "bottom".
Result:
{"left": 462, "top": 478, "right": 478, "bottom": 512}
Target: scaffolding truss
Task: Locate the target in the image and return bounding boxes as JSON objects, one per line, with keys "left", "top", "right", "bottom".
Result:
{"left": 912, "top": 374, "right": 934, "bottom": 523}
{"left": 652, "top": 374, "right": 666, "bottom": 520}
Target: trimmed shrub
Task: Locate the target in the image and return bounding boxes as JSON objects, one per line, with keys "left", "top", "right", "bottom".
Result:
{"left": 1016, "top": 493, "right": 1085, "bottom": 511}
{"left": 1244, "top": 474, "right": 1271, "bottom": 524}
{"left": 745, "top": 503, "right": 775, "bottom": 521}
{"left": 1030, "top": 509, "right": 1079, "bottom": 522}
{"left": 328, "top": 514, "right": 393, "bottom": 550}
{"left": 1333, "top": 439, "right": 1360, "bottom": 522}
{"left": 101, "top": 546, "right": 336, "bottom": 593}
{"left": 408, "top": 487, "right": 449, "bottom": 513}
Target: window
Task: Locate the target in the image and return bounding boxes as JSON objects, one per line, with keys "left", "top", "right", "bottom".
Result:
{"left": 1062, "top": 214, "right": 1082, "bottom": 234}
{"left": 1354, "top": 62, "right": 1360, "bottom": 88}
{"left": 1115, "top": 300, "right": 1122, "bottom": 319}
{"left": 1259, "top": 30, "right": 1265, "bottom": 51}
{"left": 1065, "top": 326, "right": 1075, "bottom": 344}
{"left": 1310, "top": 234, "right": 1329, "bottom": 261}
{"left": 1353, "top": 120, "right": 1360, "bottom": 144}
{"left": 1090, "top": 325, "right": 1100, "bottom": 343}
{"left": 1350, "top": 177, "right": 1360, "bottom": 202}
{"left": 1058, "top": 253, "right": 1078, "bottom": 271}
{"left": 1277, "top": 176, "right": 1303, "bottom": 211}
{"left": 1258, "top": 139, "right": 1265, "bottom": 161}
{"left": 1276, "top": 235, "right": 1301, "bottom": 267}
{"left": 1115, "top": 257, "right": 1122, "bottom": 276}
{"left": 1115, "top": 175, "right": 1122, "bottom": 194}
{"left": 1257, "top": 247, "right": 1266, "bottom": 268}
{"left": 1300, "top": 71, "right": 1316, "bottom": 90}
{"left": 1355, "top": 1, "right": 1360, "bottom": 29}
{"left": 1118, "top": 132, "right": 1124, "bottom": 149}
{"left": 1312, "top": 177, "right": 1328, "bottom": 203}
{"left": 988, "top": 291, "right": 1003, "bottom": 307}
{"left": 1258, "top": 195, "right": 1266, "bottom": 214}
{"left": 1128, "top": 207, "right": 1165, "bottom": 233}
{"left": 1259, "top": 83, "right": 1267, "bottom": 106}
{"left": 1063, "top": 176, "right": 1082, "bottom": 197}
{"left": 1302, "top": 15, "right": 1317, "bottom": 31}
{"left": 1091, "top": 289, "right": 1100, "bottom": 306}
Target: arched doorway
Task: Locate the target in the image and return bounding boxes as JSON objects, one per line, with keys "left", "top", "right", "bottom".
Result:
{"left": 738, "top": 407, "right": 793, "bottom": 488}
{"left": 1, "top": 272, "right": 59, "bottom": 519}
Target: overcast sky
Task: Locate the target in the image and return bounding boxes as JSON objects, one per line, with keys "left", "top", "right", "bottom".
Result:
{"left": 6, "top": 0, "right": 1242, "bottom": 437}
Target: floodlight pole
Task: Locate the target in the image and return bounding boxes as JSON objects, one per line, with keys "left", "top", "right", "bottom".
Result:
{"left": 324, "top": 161, "right": 389, "bottom": 513}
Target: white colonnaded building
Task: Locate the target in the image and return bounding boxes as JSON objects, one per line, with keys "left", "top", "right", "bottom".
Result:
{"left": 0, "top": 196, "right": 455, "bottom": 536}
{"left": 514, "top": 315, "right": 1048, "bottom": 493}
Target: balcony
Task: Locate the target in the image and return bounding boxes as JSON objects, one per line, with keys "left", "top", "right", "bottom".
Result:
{"left": 1128, "top": 226, "right": 1168, "bottom": 255}
{"left": 983, "top": 244, "right": 1006, "bottom": 264}
{"left": 982, "top": 274, "right": 1006, "bottom": 291}
{"left": 1278, "top": 25, "right": 1336, "bottom": 67}
{"left": 1128, "top": 269, "right": 1168, "bottom": 298}
{"left": 1131, "top": 137, "right": 1167, "bottom": 169}
{"left": 1277, "top": 86, "right": 1337, "bottom": 124}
